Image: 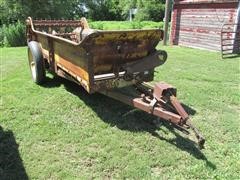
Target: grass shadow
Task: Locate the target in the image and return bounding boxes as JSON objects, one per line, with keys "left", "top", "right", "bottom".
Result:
{"left": 181, "top": 103, "right": 196, "bottom": 116}
{"left": 44, "top": 77, "right": 215, "bottom": 169}
{"left": 41, "top": 76, "right": 62, "bottom": 88}
{"left": 150, "top": 122, "right": 216, "bottom": 169}
{"left": 0, "top": 126, "right": 28, "bottom": 179}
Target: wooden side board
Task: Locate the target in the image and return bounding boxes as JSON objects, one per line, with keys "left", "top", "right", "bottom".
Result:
{"left": 37, "top": 34, "right": 92, "bottom": 92}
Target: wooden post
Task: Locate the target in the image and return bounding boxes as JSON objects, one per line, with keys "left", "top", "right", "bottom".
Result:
{"left": 233, "top": 1, "right": 240, "bottom": 53}
{"left": 163, "top": 0, "right": 171, "bottom": 45}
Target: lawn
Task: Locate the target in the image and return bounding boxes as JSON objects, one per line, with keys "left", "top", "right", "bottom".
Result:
{"left": 1, "top": 46, "right": 240, "bottom": 179}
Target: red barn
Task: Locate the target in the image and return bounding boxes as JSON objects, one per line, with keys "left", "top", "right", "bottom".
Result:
{"left": 170, "top": 0, "right": 240, "bottom": 52}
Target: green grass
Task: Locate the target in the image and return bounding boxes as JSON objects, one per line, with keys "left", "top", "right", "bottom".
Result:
{"left": 1, "top": 46, "right": 240, "bottom": 179}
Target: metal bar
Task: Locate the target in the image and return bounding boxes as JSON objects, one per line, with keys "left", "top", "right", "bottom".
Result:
{"left": 222, "top": 49, "right": 234, "bottom": 51}
{"left": 170, "top": 95, "right": 189, "bottom": 122}
{"left": 221, "top": 24, "right": 224, "bottom": 59}
{"left": 222, "top": 23, "right": 239, "bottom": 26}
{"left": 221, "top": 31, "right": 239, "bottom": 33}
{"left": 94, "top": 72, "right": 125, "bottom": 81}
{"left": 222, "top": 44, "right": 234, "bottom": 46}
{"left": 222, "top": 53, "right": 240, "bottom": 56}
{"left": 101, "top": 90, "right": 182, "bottom": 125}
{"left": 54, "top": 33, "right": 75, "bottom": 36}
{"left": 222, "top": 38, "right": 240, "bottom": 41}
{"left": 186, "top": 120, "right": 205, "bottom": 149}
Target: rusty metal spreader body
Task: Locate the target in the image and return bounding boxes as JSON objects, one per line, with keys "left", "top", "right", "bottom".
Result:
{"left": 26, "top": 17, "right": 205, "bottom": 148}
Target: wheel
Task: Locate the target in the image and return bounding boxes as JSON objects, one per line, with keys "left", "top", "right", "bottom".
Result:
{"left": 158, "top": 50, "right": 168, "bottom": 62}
{"left": 28, "top": 41, "right": 46, "bottom": 84}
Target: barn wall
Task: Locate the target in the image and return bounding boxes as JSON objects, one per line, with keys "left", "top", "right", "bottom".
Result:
{"left": 170, "top": 0, "right": 239, "bottom": 51}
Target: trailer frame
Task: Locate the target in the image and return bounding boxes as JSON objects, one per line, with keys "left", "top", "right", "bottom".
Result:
{"left": 26, "top": 17, "right": 205, "bottom": 149}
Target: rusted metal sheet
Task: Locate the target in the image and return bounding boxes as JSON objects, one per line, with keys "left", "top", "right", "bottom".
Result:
{"left": 170, "top": 0, "right": 239, "bottom": 51}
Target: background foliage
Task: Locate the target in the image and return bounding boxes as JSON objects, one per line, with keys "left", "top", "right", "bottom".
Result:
{"left": 0, "top": 0, "right": 165, "bottom": 47}
{"left": 1, "top": 21, "right": 25, "bottom": 47}
{"left": 0, "top": 0, "right": 166, "bottom": 24}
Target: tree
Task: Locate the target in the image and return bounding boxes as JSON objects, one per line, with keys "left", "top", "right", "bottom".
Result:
{"left": 0, "top": 0, "right": 166, "bottom": 26}
{"left": 119, "top": 0, "right": 138, "bottom": 20}
{"left": 83, "top": 0, "right": 123, "bottom": 21}
{"left": 119, "top": 0, "right": 165, "bottom": 21}
{"left": 0, "top": 0, "right": 86, "bottom": 25}
{"left": 0, "top": 0, "right": 22, "bottom": 25}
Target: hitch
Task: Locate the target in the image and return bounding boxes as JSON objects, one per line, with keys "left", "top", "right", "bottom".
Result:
{"left": 102, "top": 82, "right": 205, "bottom": 149}
{"left": 142, "top": 82, "right": 205, "bottom": 149}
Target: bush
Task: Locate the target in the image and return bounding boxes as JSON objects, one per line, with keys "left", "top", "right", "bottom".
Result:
{"left": 89, "top": 21, "right": 163, "bottom": 30}
{"left": 0, "top": 21, "right": 26, "bottom": 47}
{"left": 89, "top": 22, "right": 104, "bottom": 30}
{"left": 0, "top": 25, "right": 5, "bottom": 47}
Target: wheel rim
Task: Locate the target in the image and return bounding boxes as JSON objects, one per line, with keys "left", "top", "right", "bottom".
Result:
{"left": 30, "top": 61, "right": 37, "bottom": 80}
{"left": 159, "top": 54, "right": 164, "bottom": 60}
{"left": 28, "top": 48, "right": 37, "bottom": 81}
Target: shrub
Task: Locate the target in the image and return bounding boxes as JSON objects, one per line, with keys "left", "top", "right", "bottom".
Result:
{"left": 89, "top": 22, "right": 104, "bottom": 30}
{"left": 0, "top": 25, "right": 5, "bottom": 47}
{"left": 140, "top": 21, "right": 164, "bottom": 29}
{"left": 0, "top": 21, "right": 26, "bottom": 47}
{"left": 89, "top": 21, "right": 163, "bottom": 30}
{"left": 131, "top": 21, "right": 142, "bottom": 29}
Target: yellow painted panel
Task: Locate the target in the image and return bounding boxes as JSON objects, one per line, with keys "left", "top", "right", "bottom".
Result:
{"left": 55, "top": 54, "right": 89, "bottom": 82}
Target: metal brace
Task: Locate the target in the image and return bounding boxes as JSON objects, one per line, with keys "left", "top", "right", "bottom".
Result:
{"left": 148, "top": 98, "right": 158, "bottom": 113}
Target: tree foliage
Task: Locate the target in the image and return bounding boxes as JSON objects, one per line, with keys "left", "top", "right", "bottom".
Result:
{"left": 120, "top": 0, "right": 165, "bottom": 21}
{"left": 0, "top": 0, "right": 84, "bottom": 25}
{"left": 0, "top": 0, "right": 166, "bottom": 25}
{"left": 0, "top": 0, "right": 166, "bottom": 47}
{"left": 83, "top": 0, "right": 123, "bottom": 21}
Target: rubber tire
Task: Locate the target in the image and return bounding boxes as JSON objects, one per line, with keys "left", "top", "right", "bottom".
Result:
{"left": 28, "top": 41, "right": 46, "bottom": 84}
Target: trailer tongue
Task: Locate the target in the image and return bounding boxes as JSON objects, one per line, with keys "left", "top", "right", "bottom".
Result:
{"left": 102, "top": 82, "right": 205, "bottom": 149}
{"left": 26, "top": 17, "right": 205, "bottom": 149}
